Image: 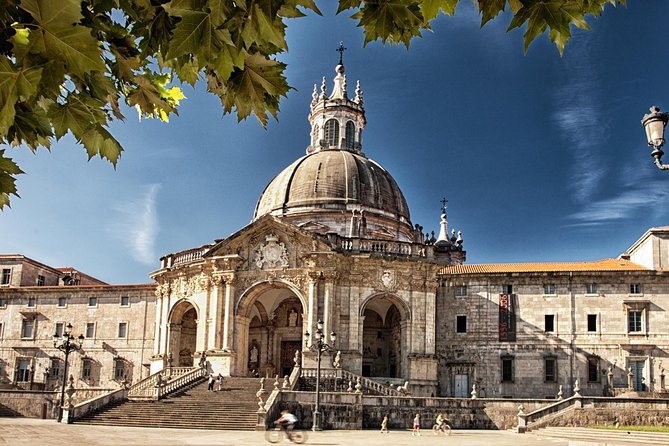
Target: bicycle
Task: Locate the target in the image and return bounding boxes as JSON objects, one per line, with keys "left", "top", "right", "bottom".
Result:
{"left": 432, "top": 421, "right": 452, "bottom": 436}
{"left": 264, "top": 426, "right": 308, "bottom": 444}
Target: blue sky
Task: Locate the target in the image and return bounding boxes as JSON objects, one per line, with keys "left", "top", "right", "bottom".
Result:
{"left": 2, "top": 1, "right": 668, "bottom": 284}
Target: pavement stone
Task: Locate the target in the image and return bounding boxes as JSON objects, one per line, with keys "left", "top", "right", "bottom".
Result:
{"left": 0, "top": 418, "right": 568, "bottom": 446}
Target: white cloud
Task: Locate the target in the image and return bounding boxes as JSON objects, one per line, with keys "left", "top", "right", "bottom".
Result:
{"left": 108, "top": 184, "right": 161, "bottom": 265}
{"left": 552, "top": 37, "right": 607, "bottom": 205}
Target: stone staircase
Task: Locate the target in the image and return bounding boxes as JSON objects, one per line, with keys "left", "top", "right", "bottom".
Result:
{"left": 75, "top": 377, "right": 260, "bottom": 430}
{"left": 0, "top": 403, "right": 21, "bottom": 417}
{"left": 533, "top": 426, "right": 669, "bottom": 445}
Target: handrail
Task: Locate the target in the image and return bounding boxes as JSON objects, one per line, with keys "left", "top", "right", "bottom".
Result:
{"left": 300, "top": 368, "right": 404, "bottom": 396}
{"left": 128, "top": 367, "right": 201, "bottom": 400}
{"left": 161, "top": 367, "right": 208, "bottom": 397}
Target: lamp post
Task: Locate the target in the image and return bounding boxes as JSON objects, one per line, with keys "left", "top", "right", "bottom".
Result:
{"left": 304, "top": 320, "right": 336, "bottom": 431}
{"left": 52, "top": 323, "right": 84, "bottom": 422}
{"left": 641, "top": 106, "right": 669, "bottom": 170}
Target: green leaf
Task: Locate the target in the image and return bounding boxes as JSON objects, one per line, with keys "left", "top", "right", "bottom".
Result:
{"left": 20, "top": 0, "right": 105, "bottom": 76}
{"left": 479, "top": 0, "right": 506, "bottom": 27}
{"left": 165, "top": 7, "right": 232, "bottom": 62}
{"left": 337, "top": 0, "right": 363, "bottom": 14}
{"left": 80, "top": 125, "right": 123, "bottom": 164}
{"left": 422, "top": 0, "right": 457, "bottom": 22}
{"left": 217, "top": 53, "right": 289, "bottom": 126}
{"left": 0, "top": 149, "right": 24, "bottom": 210}
{"left": 353, "top": 0, "right": 424, "bottom": 47}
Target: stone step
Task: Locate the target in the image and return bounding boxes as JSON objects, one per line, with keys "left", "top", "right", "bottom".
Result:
{"left": 535, "top": 427, "right": 669, "bottom": 445}
{"left": 78, "top": 377, "right": 261, "bottom": 430}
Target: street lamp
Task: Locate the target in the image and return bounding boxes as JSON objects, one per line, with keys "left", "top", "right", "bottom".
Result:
{"left": 52, "top": 323, "right": 84, "bottom": 422}
{"left": 641, "top": 106, "right": 669, "bottom": 170}
{"left": 304, "top": 320, "right": 336, "bottom": 431}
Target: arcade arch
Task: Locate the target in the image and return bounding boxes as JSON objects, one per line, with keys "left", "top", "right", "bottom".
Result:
{"left": 168, "top": 300, "right": 199, "bottom": 367}
{"left": 361, "top": 294, "right": 409, "bottom": 378}
{"left": 237, "top": 282, "right": 306, "bottom": 377}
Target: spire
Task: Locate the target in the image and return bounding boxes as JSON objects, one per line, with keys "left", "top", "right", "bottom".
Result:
{"left": 320, "top": 76, "right": 327, "bottom": 100}
{"left": 311, "top": 84, "right": 318, "bottom": 108}
{"left": 436, "top": 198, "right": 451, "bottom": 246}
{"left": 354, "top": 80, "right": 363, "bottom": 105}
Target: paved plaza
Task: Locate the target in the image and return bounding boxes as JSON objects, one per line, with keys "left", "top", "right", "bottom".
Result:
{"left": 0, "top": 418, "right": 568, "bottom": 446}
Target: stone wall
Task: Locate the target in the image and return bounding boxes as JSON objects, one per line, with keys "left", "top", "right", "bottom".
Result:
{"left": 0, "top": 390, "right": 57, "bottom": 418}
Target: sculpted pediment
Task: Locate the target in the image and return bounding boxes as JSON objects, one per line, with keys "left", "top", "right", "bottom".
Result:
{"left": 203, "top": 215, "right": 334, "bottom": 271}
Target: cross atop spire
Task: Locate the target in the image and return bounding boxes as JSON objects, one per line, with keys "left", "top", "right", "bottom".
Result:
{"left": 440, "top": 198, "right": 448, "bottom": 214}
{"left": 337, "top": 41, "right": 347, "bottom": 65}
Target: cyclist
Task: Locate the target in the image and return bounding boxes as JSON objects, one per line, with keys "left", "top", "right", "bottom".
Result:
{"left": 275, "top": 410, "right": 298, "bottom": 441}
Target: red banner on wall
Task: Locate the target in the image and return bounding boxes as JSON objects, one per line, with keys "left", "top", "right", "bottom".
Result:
{"left": 499, "top": 293, "right": 516, "bottom": 342}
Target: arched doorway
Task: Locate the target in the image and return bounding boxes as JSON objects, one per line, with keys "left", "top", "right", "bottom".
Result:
{"left": 361, "top": 294, "right": 407, "bottom": 378}
{"left": 169, "top": 300, "right": 198, "bottom": 367}
{"left": 239, "top": 282, "right": 306, "bottom": 377}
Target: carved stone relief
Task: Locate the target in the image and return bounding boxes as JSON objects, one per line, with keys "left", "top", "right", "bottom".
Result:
{"left": 254, "top": 233, "right": 289, "bottom": 270}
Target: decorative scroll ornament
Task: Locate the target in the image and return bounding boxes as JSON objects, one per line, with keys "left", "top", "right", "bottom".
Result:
{"left": 254, "top": 233, "right": 289, "bottom": 269}
{"left": 380, "top": 270, "right": 394, "bottom": 290}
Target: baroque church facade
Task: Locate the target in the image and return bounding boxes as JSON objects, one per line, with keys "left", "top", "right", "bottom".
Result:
{"left": 1, "top": 60, "right": 669, "bottom": 401}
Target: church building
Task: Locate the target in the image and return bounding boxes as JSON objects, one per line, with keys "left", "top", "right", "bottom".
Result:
{"left": 1, "top": 59, "right": 668, "bottom": 402}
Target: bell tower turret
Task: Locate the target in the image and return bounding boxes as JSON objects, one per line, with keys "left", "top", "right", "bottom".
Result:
{"left": 307, "top": 42, "right": 366, "bottom": 155}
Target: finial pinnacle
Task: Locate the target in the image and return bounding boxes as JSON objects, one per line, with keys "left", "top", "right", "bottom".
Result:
{"left": 336, "top": 41, "right": 347, "bottom": 66}
{"left": 320, "top": 76, "right": 327, "bottom": 99}
{"left": 440, "top": 197, "right": 448, "bottom": 214}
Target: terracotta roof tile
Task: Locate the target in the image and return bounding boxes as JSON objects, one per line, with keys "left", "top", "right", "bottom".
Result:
{"left": 438, "top": 258, "right": 648, "bottom": 275}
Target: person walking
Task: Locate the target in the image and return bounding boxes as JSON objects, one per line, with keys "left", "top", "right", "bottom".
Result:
{"left": 216, "top": 373, "right": 224, "bottom": 391}
{"left": 207, "top": 373, "right": 216, "bottom": 391}
{"left": 412, "top": 413, "right": 421, "bottom": 436}
{"left": 380, "top": 415, "right": 389, "bottom": 433}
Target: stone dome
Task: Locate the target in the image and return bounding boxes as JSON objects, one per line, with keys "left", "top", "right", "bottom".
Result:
{"left": 253, "top": 149, "right": 414, "bottom": 242}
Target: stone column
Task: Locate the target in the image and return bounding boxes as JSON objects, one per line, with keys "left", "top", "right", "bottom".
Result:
{"left": 206, "top": 275, "right": 223, "bottom": 350}
{"left": 153, "top": 286, "right": 164, "bottom": 356}
{"left": 306, "top": 274, "right": 319, "bottom": 344}
{"left": 159, "top": 289, "right": 171, "bottom": 354}
{"left": 323, "top": 276, "right": 335, "bottom": 338}
{"left": 424, "top": 287, "right": 436, "bottom": 355}
{"left": 222, "top": 275, "right": 236, "bottom": 351}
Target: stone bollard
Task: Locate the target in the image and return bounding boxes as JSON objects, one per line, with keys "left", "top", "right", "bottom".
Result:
{"left": 516, "top": 405, "right": 527, "bottom": 433}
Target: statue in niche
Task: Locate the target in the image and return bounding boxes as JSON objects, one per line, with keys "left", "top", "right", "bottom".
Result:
{"left": 288, "top": 308, "right": 298, "bottom": 327}
{"left": 249, "top": 344, "right": 259, "bottom": 367}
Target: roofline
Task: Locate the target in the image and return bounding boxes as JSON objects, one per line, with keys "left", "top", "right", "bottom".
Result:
{"left": 0, "top": 283, "right": 156, "bottom": 292}
{"left": 625, "top": 226, "right": 669, "bottom": 256}
{"left": 0, "top": 254, "right": 64, "bottom": 276}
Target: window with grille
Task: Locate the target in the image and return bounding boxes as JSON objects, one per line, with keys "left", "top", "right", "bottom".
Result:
{"left": 37, "top": 275, "right": 45, "bottom": 286}
{"left": 118, "top": 322, "right": 128, "bottom": 338}
{"left": 545, "top": 357, "right": 557, "bottom": 382}
{"left": 455, "top": 285, "right": 467, "bottom": 297}
{"left": 27, "top": 297, "right": 36, "bottom": 307}
{"left": 21, "top": 319, "right": 34, "bottom": 338}
{"left": 324, "top": 119, "right": 339, "bottom": 146}
{"left": 630, "top": 283, "right": 641, "bottom": 294}
{"left": 120, "top": 296, "right": 129, "bottom": 306}
{"left": 114, "top": 359, "right": 125, "bottom": 380}
{"left": 58, "top": 297, "right": 67, "bottom": 308}
{"left": 345, "top": 121, "right": 355, "bottom": 149}
{"left": 543, "top": 284, "right": 556, "bottom": 295}
{"left": 86, "top": 323, "right": 95, "bottom": 338}
{"left": 1, "top": 269, "right": 10, "bottom": 285}
{"left": 82, "top": 358, "right": 92, "bottom": 380}
{"left": 586, "top": 283, "right": 597, "bottom": 294}
{"left": 628, "top": 310, "right": 643, "bottom": 332}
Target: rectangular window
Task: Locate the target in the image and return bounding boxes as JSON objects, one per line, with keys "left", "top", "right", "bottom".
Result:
{"left": 588, "top": 357, "right": 599, "bottom": 383}
{"left": 628, "top": 310, "right": 643, "bottom": 333}
{"left": 545, "top": 357, "right": 557, "bottom": 382}
{"left": 55, "top": 322, "right": 64, "bottom": 337}
{"left": 0, "top": 322, "right": 3, "bottom": 339}
{"left": 503, "top": 284, "right": 513, "bottom": 294}
{"left": 0, "top": 297, "right": 5, "bottom": 308}
{"left": 586, "top": 283, "right": 597, "bottom": 294}
{"left": 456, "top": 315, "right": 467, "bottom": 333}
{"left": 544, "top": 314, "right": 555, "bottom": 332}
{"left": 21, "top": 319, "right": 34, "bottom": 338}
{"left": 543, "top": 284, "right": 556, "bottom": 295}
{"left": 36, "top": 275, "right": 45, "bottom": 286}
{"left": 455, "top": 285, "right": 467, "bottom": 297}
{"left": 17, "top": 359, "right": 31, "bottom": 382}
{"left": 587, "top": 314, "right": 597, "bottom": 332}
{"left": 57, "top": 297, "right": 67, "bottom": 308}
{"left": 501, "top": 357, "right": 514, "bottom": 382}
{"left": 1, "top": 268, "right": 10, "bottom": 285}
{"left": 88, "top": 297, "right": 97, "bottom": 307}
{"left": 114, "top": 359, "right": 125, "bottom": 380}
{"left": 86, "top": 322, "right": 95, "bottom": 338}
{"left": 630, "top": 283, "right": 642, "bottom": 295}
{"left": 118, "top": 322, "right": 128, "bottom": 338}
{"left": 50, "top": 358, "right": 61, "bottom": 378}
{"left": 27, "top": 296, "right": 36, "bottom": 308}
{"left": 120, "top": 296, "right": 130, "bottom": 307}
{"left": 82, "top": 358, "right": 92, "bottom": 380}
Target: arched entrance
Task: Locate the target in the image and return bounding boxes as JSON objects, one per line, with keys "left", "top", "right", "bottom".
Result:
{"left": 238, "top": 282, "right": 306, "bottom": 377}
{"left": 168, "top": 300, "right": 198, "bottom": 367}
{"left": 361, "top": 294, "right": 408, "bottom": 378}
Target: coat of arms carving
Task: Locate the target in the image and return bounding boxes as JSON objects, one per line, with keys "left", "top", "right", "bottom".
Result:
{"left": 254, "top": 233, "right": 289, "bottom": 269}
